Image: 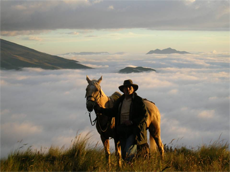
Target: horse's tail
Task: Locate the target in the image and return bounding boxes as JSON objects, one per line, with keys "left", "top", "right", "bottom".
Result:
{"left": 149, "top": 131, "right": 157, "bottom": 152}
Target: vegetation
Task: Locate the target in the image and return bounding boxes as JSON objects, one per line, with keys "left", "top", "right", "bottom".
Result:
{"left": 1, "top": 133, "right": 229, "bottom": 171}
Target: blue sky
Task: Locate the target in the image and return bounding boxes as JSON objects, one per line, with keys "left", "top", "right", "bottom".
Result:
{"left": 2, "top": 29, "right": 229, "bottom": 54}
{"left": 1, "top": 0, "right": 229, "bottom": 54}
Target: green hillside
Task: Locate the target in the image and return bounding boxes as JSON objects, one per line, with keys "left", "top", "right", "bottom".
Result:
{"left": 0, "top": 39, "right": 92, "bottom": 70}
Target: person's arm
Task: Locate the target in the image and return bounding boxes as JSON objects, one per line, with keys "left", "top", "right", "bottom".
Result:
{"left": 96, "top": 98, "right": 120, "bottom": 117}
{"left": 132, "top": 98, "right": 148, "bottom": 125}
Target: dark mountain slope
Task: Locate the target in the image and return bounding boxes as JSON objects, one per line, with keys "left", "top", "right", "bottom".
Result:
{"left": 1, "top": 39, "right": 91, "bottom": 70}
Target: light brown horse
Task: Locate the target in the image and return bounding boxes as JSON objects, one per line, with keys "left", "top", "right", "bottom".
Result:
{"left": 85, "top": 76, "right": 164, "bottom": 167}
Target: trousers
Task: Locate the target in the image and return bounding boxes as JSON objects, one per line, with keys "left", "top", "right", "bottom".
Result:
{"left": 120, "top": 134, "right": 137, "bottom": 161}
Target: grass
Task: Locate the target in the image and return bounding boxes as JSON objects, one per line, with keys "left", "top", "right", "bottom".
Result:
{"left": 1, "top": 133, "right": 229, "bottom": 171}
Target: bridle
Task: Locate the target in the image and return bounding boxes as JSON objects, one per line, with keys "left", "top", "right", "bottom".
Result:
{"left": 86, "top": 83, "right": 102, "bottom": 106}
{"left": 85, "top": 83, "right": 111, "bottom": 133}
{"left": 86, "top": 83, "right": 102, "bottom": 126}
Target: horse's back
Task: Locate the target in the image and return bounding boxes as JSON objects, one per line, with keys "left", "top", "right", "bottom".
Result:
{"left": 110, "top": 91, "right": 121, "bottom": 101}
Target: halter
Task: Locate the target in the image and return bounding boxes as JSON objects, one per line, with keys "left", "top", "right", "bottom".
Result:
{"left": 86, "top": 83, "right": 102, "bottom": 107}
{"left": 86, "top": 83, "right": 111, "bottom": 133}
{"left": 86, "top": 83, "right": 102, "bottom": 126}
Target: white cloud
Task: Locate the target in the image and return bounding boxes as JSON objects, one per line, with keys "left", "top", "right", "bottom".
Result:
{"left": 0, "top": 80, "right": 9, "bottom": 86}
{"left": 25, "top": 36, "right": 43, "bottom": 41}
{"left": 108, "top": 5, "right": 114, "bottom": 10}
{"left": 12, "top": 4, "right": 27, "bottom": 10}
{"left": 1, "top": 1, "right": 229, "bottom": 31}
{"left": 213, "top": 72, "right": 229, "bottom": 78}
{"left": 62, "top": 0, "right": 90, "bottom": 5}
{"left": 168, "top": 89, "right": 178, "bottom": 95}
{"left": 2, "top": 122, "right": 42, "bottom": 137}
{"left": 69, "top": 31, "right": 79, "bottom": 35}
{"left": 91, "top": 0, "right": 103, "bottom": 4}
{"left": 216, "top": 2, "right": 230, "bottom": 19}
{"left": 1, "top": 30, "right": 50, "bottom": 36}
{"left": 11, "top": 113, "right": 27, "bottom": 120}
{"left": 0, "top": 109, "right": 10, "bottom": 116}
{"left": 184, "top": 0, "right": 196, "bottom": 5}
{"left": 198, "top": 110, "right": 215, "bottom": 119}
{"left": 1, "top": 52, "right": 229, "bottom": 158}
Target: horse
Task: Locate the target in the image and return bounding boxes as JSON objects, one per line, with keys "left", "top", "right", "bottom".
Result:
{"left": 85, "top": 76, "right": 164, "bottom": 167}
{"left": 85, "top": 76, "right": 122, "bottom": 167}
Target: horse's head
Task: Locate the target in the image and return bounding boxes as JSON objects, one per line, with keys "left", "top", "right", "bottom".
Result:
{"left": 85, "top": 76, "right": 102, "bottom": 112}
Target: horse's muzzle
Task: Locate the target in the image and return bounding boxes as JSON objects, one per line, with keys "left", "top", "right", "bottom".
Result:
{"left": 86, "top": 101, "right": 95, "bottom": 112}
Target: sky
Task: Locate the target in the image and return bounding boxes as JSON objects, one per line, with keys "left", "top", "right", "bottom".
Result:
{"left": 1, "top": 0, "right": 229, "bottom": 54}
{"left": 0, "top": 0, "right": 230, "bottom": 158}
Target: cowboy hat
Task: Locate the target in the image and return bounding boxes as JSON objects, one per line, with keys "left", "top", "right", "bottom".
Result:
{"left": 119, "top": 79, "right": 138, "bottom": 92}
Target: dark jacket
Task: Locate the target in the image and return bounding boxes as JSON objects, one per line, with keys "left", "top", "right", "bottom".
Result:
{"left": 101, "top": 92, "right": 148, "bottom": 145}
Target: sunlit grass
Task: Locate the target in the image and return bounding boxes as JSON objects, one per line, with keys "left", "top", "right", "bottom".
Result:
{"left": 1, "top": 133, "right": 229, "bottom": 171}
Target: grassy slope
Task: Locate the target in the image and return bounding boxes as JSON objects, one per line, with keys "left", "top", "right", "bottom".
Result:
{"left": 1, "top": 134, "right": 229, "bottom": 171}
{"left": 1, "top": 39, "right": 91, "bottom": 70}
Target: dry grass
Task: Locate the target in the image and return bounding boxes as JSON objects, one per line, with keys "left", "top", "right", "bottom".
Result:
{"left": 1, "top": 133, "right": 229, "bottom": 171}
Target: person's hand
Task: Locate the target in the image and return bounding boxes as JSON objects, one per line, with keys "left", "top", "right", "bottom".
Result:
{"left": 123, "top": 120, "right": 133, "bottom": 126}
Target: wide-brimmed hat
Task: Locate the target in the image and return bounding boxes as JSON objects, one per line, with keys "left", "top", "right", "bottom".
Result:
{"left": 119, "top": 79, "right": 138, "bottom": 92}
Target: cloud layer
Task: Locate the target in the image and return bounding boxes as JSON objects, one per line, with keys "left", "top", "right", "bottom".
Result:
{"left": 1, "top": 0, "right": 229, "bottom": 32}
{"left": 1, "top": 52, "right": 229, "bottom": 158}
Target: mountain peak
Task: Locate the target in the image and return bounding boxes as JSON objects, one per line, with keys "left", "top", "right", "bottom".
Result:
{"left": 147, "top": 48, "right": 189, "bottom": 54}
{"left": 119, "top": 66, "right": 156, "bottom": 73}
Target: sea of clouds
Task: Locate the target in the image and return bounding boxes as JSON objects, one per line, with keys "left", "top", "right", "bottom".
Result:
{"left": 1, "top": 52, "right": 229, "bottom": 158}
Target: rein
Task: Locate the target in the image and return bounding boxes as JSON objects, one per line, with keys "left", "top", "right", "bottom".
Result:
{"left": 89, "top": 112, "right": 97, "bottom": 126}
{"left": 97, "top": 113, "right": 110, "bottom": 133}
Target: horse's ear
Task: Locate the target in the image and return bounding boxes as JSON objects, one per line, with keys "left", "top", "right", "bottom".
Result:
{"left": 86, "top": 75, "right": 91, "bottom": 83}
{"left": 98, "top": 76, "right": 102, "bottom": 84}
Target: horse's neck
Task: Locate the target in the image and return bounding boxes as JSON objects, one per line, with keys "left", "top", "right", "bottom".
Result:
{"left": 99, "top": 89, "right": 110, "bottom": 108}
{"left": 97, "top": 89, "right": 111, "bottom": 125}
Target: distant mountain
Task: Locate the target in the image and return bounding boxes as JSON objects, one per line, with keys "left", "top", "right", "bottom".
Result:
{"left": 59, "top": 52, "right": 109, "bottom": 56}
{"left": 0, "top": 39, "right": 92, "bottom": 70}
{"left": 119, "top": 66, "right": 156, "bottom": 73}
{"left": 58, "top": 52, "right": 127, "bottom": 57}
{"left": 147, "top": 48, "right": 189, "bottom": 54}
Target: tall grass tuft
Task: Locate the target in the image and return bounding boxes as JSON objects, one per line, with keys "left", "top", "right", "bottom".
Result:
{"left": 1, "top": 133, "right": 229, "bottom": 171}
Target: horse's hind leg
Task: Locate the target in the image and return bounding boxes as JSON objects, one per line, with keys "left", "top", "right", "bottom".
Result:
{"left": 149, "top": 125, "right": 164, "bottom": 158}
{"left": 154, "top": 135, "right": 164, "bottom": 159}
{"left": 101, "top": 135, "right": 111, "bottom": 167}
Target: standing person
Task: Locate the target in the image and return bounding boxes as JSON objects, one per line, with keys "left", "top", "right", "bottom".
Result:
{"left": 98, "top": 79, "right": 149, "bottom": 161}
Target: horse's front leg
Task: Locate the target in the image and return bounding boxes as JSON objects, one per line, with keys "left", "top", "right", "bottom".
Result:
{"left": 115, "top": 138, "right": 122, "bottom": 169}
{"left": 101, "top": 135, "right": 111, "bottom": 168}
